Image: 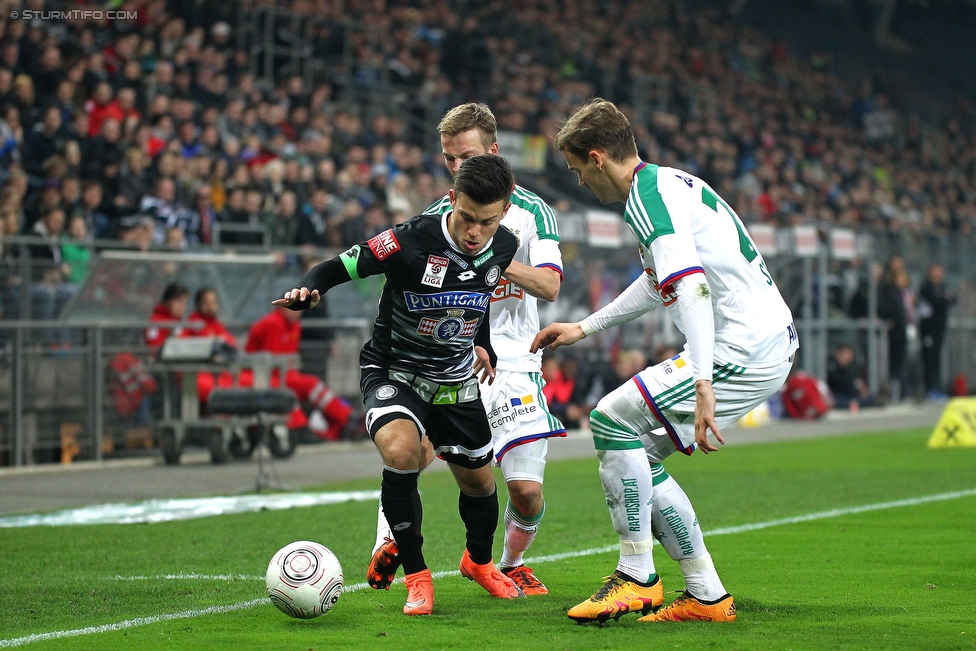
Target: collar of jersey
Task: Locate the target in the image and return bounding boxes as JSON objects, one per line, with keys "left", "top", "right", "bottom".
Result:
{"left": 441, "top": 210, "right": 494, "bottom": 257}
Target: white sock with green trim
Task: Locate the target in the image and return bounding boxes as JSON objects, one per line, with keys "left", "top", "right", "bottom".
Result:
{"left": 650, "top": 464, "right": 727, "bottom": 600}
{"left": 373, "top": 502, "right": 392, "bottom": 556}
{"left": 597, "top": 447, "right": 657, "bottom": 583}
{"left": 500, "top": 499, "right": 544, "bottom": 569}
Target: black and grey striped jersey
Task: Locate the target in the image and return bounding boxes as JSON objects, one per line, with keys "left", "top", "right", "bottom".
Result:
{"left": 339, "top": 213, "right": 518, "bottom": 383}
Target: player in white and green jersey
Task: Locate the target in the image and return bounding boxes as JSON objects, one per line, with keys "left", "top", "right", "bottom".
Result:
{"left": 368, "top": 104, "right": 565, "bottom": 597}
{"left": 533, "top": 99, "right": 798, "bottom": 624}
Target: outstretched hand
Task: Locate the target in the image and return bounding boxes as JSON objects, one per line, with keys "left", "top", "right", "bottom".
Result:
{"left": 530, "top": 322, "right": 585, "bottom": 353}
{"left": 473, "top": 346, "right": 496, "bottom": 385}
{"left": 272, "top": 287, "right": 321, "bottom": 310}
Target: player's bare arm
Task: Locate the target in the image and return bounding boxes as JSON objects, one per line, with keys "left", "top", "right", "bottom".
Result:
{"left": 272, "top": 287, "right": 321, "bottom": 309}
{"left": 501, "top": 261, "right": 561, "bottom": 302}
{"left": 530, "top": 322, "right": 585, "bottom": 353}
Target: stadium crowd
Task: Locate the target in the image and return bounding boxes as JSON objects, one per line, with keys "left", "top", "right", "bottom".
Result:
{"left": 0, "top": 0, "right": 972, "bottom": 331}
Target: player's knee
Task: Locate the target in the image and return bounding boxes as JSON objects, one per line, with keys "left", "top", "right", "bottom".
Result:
{"left": 384, "top": 446, "right": 420, "bottom": 471}
{"left": 375, "top": 432, "right": 422, "bottom": 470}
{"left": 454, "top": 463, "right": 496, "bottom": 496}
{"left": 507, "top": 478, "right": 543, "bottom": 505}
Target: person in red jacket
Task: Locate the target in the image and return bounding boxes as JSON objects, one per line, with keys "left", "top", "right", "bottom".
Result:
{"left": 184, "top": 288, "right": 238, "bottom": 345}
{"left": 245, "top": 307, "right": 352, "bottom": 441}
{"left": 182, "top": 287, "right": 237, "bottom": 404}
{"left": 145, "top": 282, "right": 190, "bottom": 351}
{"left": 85, "top": 81, "right": 126, "bottom": 138}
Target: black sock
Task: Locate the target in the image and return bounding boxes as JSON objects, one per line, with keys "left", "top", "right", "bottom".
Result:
{"left": 381, "top": 467, "right": 426, "bottom": 574}
{"left": 458, "top": 489, "right": 498, "bottom": 565}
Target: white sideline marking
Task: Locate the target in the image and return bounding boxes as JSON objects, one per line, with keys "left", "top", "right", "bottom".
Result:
{"left": 0, "top": 491, "right": 382, "bottom": 528}
{"left": 114, "top": 573, "right": 265, "bottom": 582}
{"left": 703, "top": 487, "right": 976, "bottom": 536}
{"left": 0, "top": 600, "right": 269, "bottom": 648}
{"left": 2, "top": 487, "right": 974, "bottom": 648}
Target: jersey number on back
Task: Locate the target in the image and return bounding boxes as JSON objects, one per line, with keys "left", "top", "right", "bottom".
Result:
{"left": 701, "top": 187, "right": 773, "bottom": 285}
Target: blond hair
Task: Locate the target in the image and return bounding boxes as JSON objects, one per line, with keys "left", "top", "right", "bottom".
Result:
{"left": 554, "top": 98, "right": 638, "bottom": 162}
{"left": 437, "top": 103, "right": 497, "bottom": 151}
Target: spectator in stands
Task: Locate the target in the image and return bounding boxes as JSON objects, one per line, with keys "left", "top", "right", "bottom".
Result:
{"left": 141, "top": 177, "right": 193, "bottom": 245}
{"left": 263, "top": 189, "right": 300, "bottom": 246}
{"left": 84, "top": 81, "right": 124, "bottom": 138}
{"left": 118, "top": 216, "right": 155, "bottom": 252}
{"left": 116, "top": 147, "right": 150, "bottom": 213}
{"left": 183, "top": 287, "right": 237, "bottom": 405}
{"left": 215, "top": 185, "right": 247, "bottom": 243}
{"left": 244, "top": 306, "right": 352, "bottom": 441}
{"left": 827, "top": 343, "right": 872, "bottom": 411}
{"left": 185, "top": 287, "right": 236, "bottom": 345}
{"left": 60, "top": 215, "right": 91, "bottom": 285}
{"left": 27, "top": 206, "right": 76, "bottom": 342}
{"left": 192, "top": 183, "right": 216, "bottom": 245}
{"left": 82, "top": 116, "right": 124, "bottom": 180}
{"left": 878, "top": 267, "right": 912, "bottom": 401}
{"left": 574, "top": 349, "right": 649, "bottom": 416}
{"left": 298, "top": 188, "right": 336, "bottom": 247}
{"left": 0, "top": 209, "right": 22, "bottom": 321}
{"left": 12, "top": 75, "right": 37, "bottom": 129}
{"left": 145, "top": 282, "right": 190, "bottom": 352}
{"left": 0, "top": 104, "right": 24, "bottom": 172}
{"left": 542, "top": 353, "right": 586, "bottom": 430}
{"left": 22, "top": 105, "right": 67, "bottom": 178}
{"left": 917, "top": 264, "right": 956, "bottom": 400}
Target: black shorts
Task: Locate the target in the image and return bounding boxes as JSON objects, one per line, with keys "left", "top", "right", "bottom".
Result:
{"left": 361, "top": 367, "right": 492, "bottom": 469}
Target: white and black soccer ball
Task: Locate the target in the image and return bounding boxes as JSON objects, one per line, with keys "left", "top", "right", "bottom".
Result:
{"left": 266, "top": 541, "right": 343, "bottom": 619}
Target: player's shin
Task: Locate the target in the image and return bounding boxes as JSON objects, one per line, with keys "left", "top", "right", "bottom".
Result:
{"left": 458, "top": 489, "right": 499, "bottom": 564}
{"left": 595, "top": 463, "right": 655, "bottom": 582}
{"left": 500, "top": 498, "right": 544, "bottom": 569}
{"left": 381, "top": 467, "right": 426, "bottom": 573}
{"left": 650, "top": 463, "right": 727, "bottom": 601}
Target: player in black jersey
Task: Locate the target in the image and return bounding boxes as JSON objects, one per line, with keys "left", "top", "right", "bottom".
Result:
{"left": 274, "top": 155, "right": 522, "bottom": 615}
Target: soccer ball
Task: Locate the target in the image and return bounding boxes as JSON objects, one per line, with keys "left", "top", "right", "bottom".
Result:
{"left": 265, "top": 541, "right": 343, "bottom": 619}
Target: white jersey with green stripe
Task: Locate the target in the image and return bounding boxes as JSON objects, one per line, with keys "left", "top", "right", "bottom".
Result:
{"left": 424, "top": 185, "right": 563, "bottom": 372}
{"left": 626, "top": 163, "right": 797, "bottom": 368}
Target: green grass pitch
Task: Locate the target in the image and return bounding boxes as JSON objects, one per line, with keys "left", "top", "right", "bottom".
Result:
{"left": 1, "top": 427, "right": 974, "bottom": 650}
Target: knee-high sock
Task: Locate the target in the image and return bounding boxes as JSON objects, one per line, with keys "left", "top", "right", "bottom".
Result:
{"left": 381, "top": 467, "right": 425, "bottom": 574}
{"left": 650, "top": 463, "right": 727, "bottom": 600}
{"left": 500, "top": 499, "right": 544, "bottom": 569}
{"left": 458, "top": 489, "right": 499, "bottom": 565}
{"left": 591, "top": 409, "right": 657, "bottom": 583}
{"left": 373, "top": 501, "right": 393, "bottom": 556}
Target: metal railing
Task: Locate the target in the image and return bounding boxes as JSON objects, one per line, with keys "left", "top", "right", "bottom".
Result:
{"left": 0, "top": 319, "right": 370, "bottom": 467}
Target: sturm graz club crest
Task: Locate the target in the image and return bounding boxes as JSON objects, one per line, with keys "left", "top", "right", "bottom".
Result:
{"left": 485, "top": 265, "right": 501, "bottom": 286}
{"left": 435, "top": 315, "right": 465, "bottom": 341}
{"left": 375, "top": 385, "right": 398, "bottom": 400}
{"left": 416, "top": 308, "right": 477, "bottom": 342}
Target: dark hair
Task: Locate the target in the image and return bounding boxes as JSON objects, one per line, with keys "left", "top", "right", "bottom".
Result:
{"left": 162, "top": 282, "right": 189, "bottom": 303}
{"left": 453, "top": 154, "right": 514, "bottom": 206}
{"left": 194, "top": 287, "right": 215, "bottom": 309}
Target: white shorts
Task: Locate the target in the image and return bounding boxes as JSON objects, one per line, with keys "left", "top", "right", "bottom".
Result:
{"left": 593, "top": 351, "right": 793, "bottom": 463}
{"left": 480, "top": 369, "right": 566, "bottom": 461}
